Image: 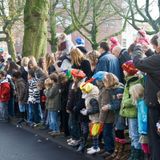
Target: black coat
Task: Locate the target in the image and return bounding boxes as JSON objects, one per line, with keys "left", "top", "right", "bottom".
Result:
{"left": 133, "top": 47, "right": 160, "bottom": 106}
{"left": 72, "top": 59, "right": 92, "bottom": 79}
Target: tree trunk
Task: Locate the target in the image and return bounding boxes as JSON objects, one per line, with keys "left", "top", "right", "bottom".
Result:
{"left": 50, "top": 10, "right": 57, "bottom": 52}
{"left": 23, "top": 0, "right": 49, "bottom": 58}
{"left": 5, "top": 27, "right": 16, "bottom": 60}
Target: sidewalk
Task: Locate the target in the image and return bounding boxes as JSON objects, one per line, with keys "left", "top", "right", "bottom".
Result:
{"left": 10, "top": 119, "right": 103, "bottom": 160}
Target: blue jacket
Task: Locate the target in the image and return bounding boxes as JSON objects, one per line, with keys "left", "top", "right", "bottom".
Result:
{"left": 95, "top": 52, "right": 121, "bottom": 80}
{"left": 137, "top": 98, "right": 148, "bottom": 134}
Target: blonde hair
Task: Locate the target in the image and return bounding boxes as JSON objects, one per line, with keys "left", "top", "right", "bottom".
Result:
{"left": 86, "top": 50, "right": 100, "bottom": 67}
{"left": 45, "top": 53, "right": 55, "bottom": 70}
{"left": 129, "top": 83, "right": 144, "bottom": 104}
{"left": 103, "top": 73, "right": 119, "bottom": 89}
{"left": 28, "top": 56, "right": 38, "bottom": 68}
{"left": 70, "top": 48, "right": 85, "bottom": 66}
{"left": 21, "top": 57, "right": 30, "bottom": 67}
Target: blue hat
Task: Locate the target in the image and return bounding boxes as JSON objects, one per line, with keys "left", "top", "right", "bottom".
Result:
{"left": 75, "top": 37, "right": 85, "bottom": 46}
{"left": 0, "top": 48, "right": 4, "bottom": 53}
{"left": 92, "top": 71, "right": 108, "bottom": 81}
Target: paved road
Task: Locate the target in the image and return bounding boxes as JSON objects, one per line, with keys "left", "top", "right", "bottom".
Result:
{"left": 0, "top": 123, "right": 89, "bottom": 160}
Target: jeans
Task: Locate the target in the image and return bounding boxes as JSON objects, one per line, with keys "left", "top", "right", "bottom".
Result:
{"left": 19, "top": 103, "right": 27, "bottom": 113}
{"left": 68, "top": 113, "right": 80, "bottom": 140}
{"left": 48, "top": 111, "right": 60, "bottom": 132}
{"left": 103, "top": 123, "right": 115, "bottom": 153}
{"left": 0, "top": 102, "right": 8, "bottom": 120}
{"left": 128, "top": 118, "right": 141, "bottom": 149}
{"left": 28, "top": 103, "right": 41, "bottom": 124}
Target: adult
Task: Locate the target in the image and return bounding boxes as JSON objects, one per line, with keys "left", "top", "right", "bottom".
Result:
{"left": 20, "top": 57, "right": 30, "bottom": 83}
{"left": 112, "top": 46, "right": 131, "bottom": 83}
{"left": 75, "top": 37, "right": 87, "bottom": 54}
{"left": 108, "top": 37, "right": 120, "bottom": 52}
{"left": 94, "top": 42, "right": 121, "bottom": 81}
{"left": 70, "top": 48, "right": 92, "bottom": 79}
{"left": 86, "top": 50, "right": 100, "bottom": 73}
{"left": 56, "top": 33, "right": 74, "bottom": 60}
{"left": 28, "top": 56, "right": 47, "bottom": 84}
{"left": 45, "top": 53, "right": 55, "bottom": 75}
{"left": 132, "top": 33, "right": 160, "bottom": 160}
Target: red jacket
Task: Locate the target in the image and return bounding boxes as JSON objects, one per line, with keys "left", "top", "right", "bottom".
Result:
{"left": 0, "top": 79, "right": 10, "bottom": 102}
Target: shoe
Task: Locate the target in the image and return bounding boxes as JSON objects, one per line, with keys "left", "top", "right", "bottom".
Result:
{"left": 68, "top": 140, "right": 80, "bottom": 147}
{"left": 87, "top": 147, "right": 100, "bottom": 155}
{"left": 77, "top": 144, "right": 85, "bottom": 152}
{"left": 87, "top": 146, "right": 94, "bottom": 151}
{"left": 101, "top": 151, "right": 112, "bottom": 158}
{"left": 50, "top": 132, "right": 61, "bottom": 136}
{"left": 67, "top": 138, "right": 73, "bottom": 143}
{"left": 98, "top": 149, "right": 106, "bottom": 154}
{"left": 48, "top": 131, "right": 55, "bottom": 135}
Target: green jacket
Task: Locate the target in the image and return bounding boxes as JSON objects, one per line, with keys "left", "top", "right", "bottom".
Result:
{"left": 120, "top": 75, "right": 144, "bottom": 118}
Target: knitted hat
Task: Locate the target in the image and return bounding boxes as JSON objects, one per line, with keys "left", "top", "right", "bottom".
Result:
{"left": 75, "top": 37, "right": 85, "bottom": 46}
{"left": 71, "top": 69, "right": 86, "bottom": 79}
{"left": 80, "top": 82, "right": 94, "bottom": 93}
{"left": 122, "top": 60, "right": 138, "bottom": 75}
{"left": 136, "top": 29, "right": 150, "bottom": 45}
{"left": 109, "top": 37, "right": 120, "bottom": 51}
{"left": 81, "top": 71, "right": 107, "bottom": 88}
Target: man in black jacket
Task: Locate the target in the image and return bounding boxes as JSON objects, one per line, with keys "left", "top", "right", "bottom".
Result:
{"left": 131, "top": 34, "right": 160, "bottom": 160}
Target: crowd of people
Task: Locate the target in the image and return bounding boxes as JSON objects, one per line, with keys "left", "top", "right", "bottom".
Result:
{"left": 0, "top": 30, "right": 160, "bottom": 160}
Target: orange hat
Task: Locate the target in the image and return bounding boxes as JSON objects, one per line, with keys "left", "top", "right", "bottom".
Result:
{"left": 122, "top": 60, "right": 138, "bottom": 75}
{"left": 71, "top": 69, "right": 86, "bottom": 79}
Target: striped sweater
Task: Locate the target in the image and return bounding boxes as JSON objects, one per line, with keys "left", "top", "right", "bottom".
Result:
{"left": 28, "top": 78, "right": 40, "bottom": 104}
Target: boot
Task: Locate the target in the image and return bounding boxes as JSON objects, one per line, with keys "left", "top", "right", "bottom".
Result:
{"left": 115, "top": 139, "right": 130, "bottom": 160}
{"left": 105, "top": 138, "right": 120, "bottom": 160}
{"left": 133, "top": 149, "right": 143, "bottom": 160}
{"left": 128, "top": 146, "right": 135, "bottom": 160}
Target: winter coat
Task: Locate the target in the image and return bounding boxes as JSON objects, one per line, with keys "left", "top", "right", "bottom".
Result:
{"left": 99, "top": 88, "right": 115, "bottom": 123}
{"left": 34, "top": 67, "right": 47, "bottom": 83}
{"left": 19, "top": 66, "right": 28, "bottom": 83}
{"left": 15, "top": 78, "right": 28, "bottom": 103}
{"left": 109, "top": 84, "right": 125, "bottom": 130}
{"left": 133, "top": 47, "right": 160, "bottom": 107}
{"left": 72, "top": 59, "right": 92, "bottom": 79}
{"left": 120, "top": 75, "right": 144, "bottom": 118}
{"left": 44, "top": 84, "right": 61, "bottom": 111}
{"left": 0, "top": 78, "right": 10, "bottom": 102}
{"left": 95, "top": 52, "right": 121, "bottom": 81}
{"left": 66, "top": 82, "right": 88, "bottom": 122}
{"left": 28, "top": 78, "right": 40, "bottom": 104}
{"left": 83, "top": 86, "right": 100, "bottom": 123}
{"left": 137, "top": 98, "right": 148, "bottom": 134}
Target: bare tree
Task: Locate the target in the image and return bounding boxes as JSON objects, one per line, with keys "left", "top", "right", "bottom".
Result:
{"left": 0, "top": 0, "right": 25, "bottom": 59}
{"left": 109, "top": 0, "right": 160, "bottom": 34}
{"left": 58, "top": 0, "right": 128, "bottom": 49}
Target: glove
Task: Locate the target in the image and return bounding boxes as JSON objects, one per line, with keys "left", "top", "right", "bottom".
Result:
{"left": 80, "top": 109, "right": 88, "bottom": 116}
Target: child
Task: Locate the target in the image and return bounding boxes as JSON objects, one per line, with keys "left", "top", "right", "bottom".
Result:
{"left": 12, "top": 71, "right": 28, "bottom": 127}
{"left": 0, "top": 71, "right": 10, "bottom": 122}
{"left": 130, "top": 83, "right": 150, "bottom": 159}
{"left": 80, "top": 82, "right": 100, "bottom": 154}
{"left": 120, "top": 60, "right": 144, "bottom": 160}
{"left": 44, "top": 73, "right": 61, "bottom": 136}
{"left": 28, "top": 69, "right": 41, "bottom": 126}
{"left": 99, "top": 73, "right": 124, "bottom": 159}
{"left": 66, "top": 69, "right": 88, "bottom": 149}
